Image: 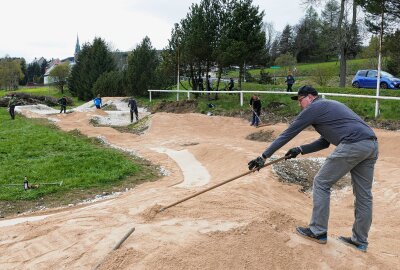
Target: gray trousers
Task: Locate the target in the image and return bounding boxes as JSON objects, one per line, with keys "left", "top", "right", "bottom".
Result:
{"left": 309, "top": 139, "right": 378, "bottom": 245}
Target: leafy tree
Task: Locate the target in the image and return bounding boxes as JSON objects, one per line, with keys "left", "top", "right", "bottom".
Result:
{"left": 357, "top": 0, "right": 400, "bottom": 34}
{"left": 306, "top": 0, "right": 362, "bottom": 87}
{"left": 49, "top": 62, "right": 70, "bottom": 94}
{"left": 93, "top": 71, "right": 125, "bottom": 97}
{"left": 126, "top": 36, "right": 159, "bottom": 97}
{"left": 68, "top": 37, "right": 116, "bottom": 100}
{"left": 337, "top": 0, "right": 357, "bottom": 87}
{"left": 0, "top": 58, "right": 23, "bottom": 90}
{"left": 385, "top": 30, "right": 400, "bottom": 75}
{"left": 358, "top": 35, "right": 380, "bottom": 67}
{"left": 311, "top": 65, "right": 334, "bottom": 86}
{"left": 274, "top": 53, "right": 297, "bottom": 73}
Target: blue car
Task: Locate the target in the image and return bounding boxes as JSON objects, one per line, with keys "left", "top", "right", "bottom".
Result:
{"left": 352, "top": 70, "right": 400, "bottom": 89}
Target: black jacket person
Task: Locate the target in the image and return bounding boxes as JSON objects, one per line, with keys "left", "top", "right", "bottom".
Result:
{"left": 128, "top": 98, "right": 139, "bottom": 122}
{"left": 249, "top": 95, "right": 261, "bottom": 126}
{"left": 58, "top": 96, "right": 67, "bottom": 113}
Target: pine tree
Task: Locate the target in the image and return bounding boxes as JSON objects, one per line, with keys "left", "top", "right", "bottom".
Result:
{"left": 126, "top": 36, "right": 159, "bottom": 97}
{"left": 68, "top": 37, "right": 116, "bottom": 100}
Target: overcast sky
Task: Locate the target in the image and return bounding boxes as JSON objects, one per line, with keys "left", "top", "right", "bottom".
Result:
{"left": 1, "top": 0, "right": 312, "bottom": 63}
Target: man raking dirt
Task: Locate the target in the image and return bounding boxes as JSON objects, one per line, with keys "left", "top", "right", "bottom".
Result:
{"left": 248, "top": 85, "right": 378, "bottom": 252}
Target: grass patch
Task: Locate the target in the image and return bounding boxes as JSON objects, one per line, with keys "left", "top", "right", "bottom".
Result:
{"left": 226, "top": 58, "right": 373, "bottom": 78}
{"left": 0, "top": 108, "right": 158, "bottom": 215}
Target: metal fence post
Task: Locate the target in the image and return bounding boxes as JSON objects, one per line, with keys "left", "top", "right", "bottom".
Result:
{"left": 240, "top": 91, "right": 243, "bottom": 106}
{"left": 149, "top": 91, "right": 152, "bottom": 102}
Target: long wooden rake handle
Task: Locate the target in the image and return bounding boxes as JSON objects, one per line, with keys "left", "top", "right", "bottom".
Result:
{"left": 93, "top": 227, "right": 136, "bottom": 270}
{"left": 158, "top": 156, "right": 287, "bottom": 213}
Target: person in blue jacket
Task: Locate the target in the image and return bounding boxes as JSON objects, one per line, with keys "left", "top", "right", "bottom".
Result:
{"left": 248, "top": 85, "right": 378, "bottom": 252}
{"left": 93, "top": 94, "right": 102, "bottom": 109}
{"left": 285, "top": 72, "right": 295, "bottom": 92}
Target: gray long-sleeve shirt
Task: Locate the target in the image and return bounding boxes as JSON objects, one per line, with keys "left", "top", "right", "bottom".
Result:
{"left": 262, "top": 97, "right": 376, "bottom": 158}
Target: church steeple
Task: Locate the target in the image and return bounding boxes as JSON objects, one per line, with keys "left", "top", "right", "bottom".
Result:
{"left": 74, "top": 35, "right": 80, "bottom": 61}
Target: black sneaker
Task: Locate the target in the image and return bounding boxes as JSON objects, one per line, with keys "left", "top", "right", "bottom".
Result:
{"left": 338, "top": 236, "right": 367, "bottom": 252}
{"left": 296, "top": 226, "right": 327, "bottom": 244}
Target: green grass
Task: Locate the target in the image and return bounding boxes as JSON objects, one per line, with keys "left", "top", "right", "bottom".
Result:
{"left": 226, "top": 58, "right": 374, "bottom": 78}
{"left": 0, "top": 108, "right": 157, "bottom": 201}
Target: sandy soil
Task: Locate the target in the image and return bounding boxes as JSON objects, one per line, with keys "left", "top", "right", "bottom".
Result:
{"left": 1, "top": 97, "right": 399, "bottom": 269}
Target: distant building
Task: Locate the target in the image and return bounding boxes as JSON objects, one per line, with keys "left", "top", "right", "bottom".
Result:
{"left": 33, "top": 57, "right": 47, "bottom": 67}
{"left": 44, "top": 36, "right": 80, "bottom": 85}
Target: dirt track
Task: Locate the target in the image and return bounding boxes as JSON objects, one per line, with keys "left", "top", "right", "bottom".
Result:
{"left": 0, "top": 97, "right": 399, "bottom": 269}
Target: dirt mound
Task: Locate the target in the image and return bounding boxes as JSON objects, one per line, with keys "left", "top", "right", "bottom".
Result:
{"left": 366, "top": 118, "right": 400, "bottom": 131}
{"left": 266, "top": 101, "right": 287, "bottom": 110}
{"left": 246, "top": 130, "right": 275, "bottom": 142}
{"left": 272, "top": 157, "right": 351, "bottom": 192}
{"left": 0, "top": 92, "right": 73, "bottom": 107}
{"left": 151, "top": 100, "right": 198, "bottom": 113}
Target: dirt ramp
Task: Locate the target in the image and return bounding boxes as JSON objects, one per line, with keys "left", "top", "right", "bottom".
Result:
{"left": 152, "top": 100, "right": 198, "bottom": 113}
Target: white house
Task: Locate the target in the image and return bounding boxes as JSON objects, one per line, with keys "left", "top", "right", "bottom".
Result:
{"left": 44, "top": 36, "right": 80, "bottom": 85}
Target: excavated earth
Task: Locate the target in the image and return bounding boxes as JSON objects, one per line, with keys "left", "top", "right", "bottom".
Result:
{"left": 0, "top": 97, "right": 399, "bottom": 269}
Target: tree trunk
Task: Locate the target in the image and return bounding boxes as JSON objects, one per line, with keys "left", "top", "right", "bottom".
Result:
{"left": 190, "top": 64, "right": 196, "bottom": 90}
{"left": 214, "top": 66, "right": 223, "bottom": 100}
{"left": 238, "top": 64, "right": 243, "bottom": 91}
{"left": 338, "top": 0, "right": 347, "bottom": 87}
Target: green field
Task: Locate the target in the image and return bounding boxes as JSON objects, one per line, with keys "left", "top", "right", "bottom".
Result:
{"left": 227, "top": 58, "right": 374, "bottom": 77}
{"left": 0, "top": 108, "right": 157, "bottom": 205}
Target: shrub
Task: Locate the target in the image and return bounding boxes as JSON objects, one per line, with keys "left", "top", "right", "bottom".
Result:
{"left": 92, "top": 71, "right": 126, "bottom": 97}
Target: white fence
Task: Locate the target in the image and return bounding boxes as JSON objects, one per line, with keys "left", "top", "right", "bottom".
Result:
{"left": 148, "top": 89, "right": 400, "bottom": 117}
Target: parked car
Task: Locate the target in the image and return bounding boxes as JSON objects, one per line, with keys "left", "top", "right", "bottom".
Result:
{"left": 352, "top": 70, "right": 400, "bottom": 89}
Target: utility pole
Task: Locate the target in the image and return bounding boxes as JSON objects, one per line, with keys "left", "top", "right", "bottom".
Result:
{"left": 375, "top": 9, "right": 385, "bottom": 118}
{"left": 176, "top": 29, "right": 180, "bottom": 101}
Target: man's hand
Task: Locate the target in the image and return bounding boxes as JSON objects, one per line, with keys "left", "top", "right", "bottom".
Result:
{"left": 285, "top": 147, "right": 302, "bottom": 159}
{"left": 248, "top": 156, "right": 265, "bottom": 171}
